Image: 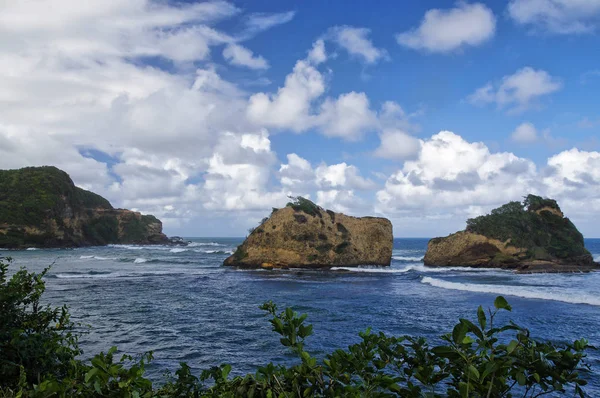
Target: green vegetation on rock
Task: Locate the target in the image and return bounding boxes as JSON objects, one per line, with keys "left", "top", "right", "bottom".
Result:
{"left": 1, "top": 257, "right": 594, "bottom": 397}
{"left": 466, "top": 194, "right": 589, "bottom": 260}
{"left": 286, "top": 196, "right": 322, "bottom": 218}
{"left": 0, "top": 166, "right": 166, "bottom": 248}
{"left": 0, "top": 166, "right": 111, "bottom": 228}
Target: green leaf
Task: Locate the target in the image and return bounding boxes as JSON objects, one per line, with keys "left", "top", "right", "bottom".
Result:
{"left": 507, "top": 340, "right": 519, "bottom": 354}
{"left": 516, "top": 372, "right": 526, "bottom": 386}
{"left": 222, "top": 364, "right": 231, "bottom": 379}
{"left": 494, "top": 296, "right": 512, "bottom": 311}
{"left": 85, "top": 367, "right": 98, "bottom": 383}
{"left": 452, "top": 322, "right": 468, "bottom": 345}
{"left": 468, "top": 365, "right": 480, "bottom": 381}
{"left": 477, "top": 305, "right": 487, "bottom": 329}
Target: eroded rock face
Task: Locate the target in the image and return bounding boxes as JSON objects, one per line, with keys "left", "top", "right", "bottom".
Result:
{"left": 424, "top": 195, "right": 599, "bottom": 273}
{"left": 223, "top": 202, "right": 393, "bottom": 268}
{"left": 0, "top": 166, "right": 168, "bottom": 248}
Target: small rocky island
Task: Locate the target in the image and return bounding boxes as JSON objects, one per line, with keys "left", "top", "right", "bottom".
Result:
{"left": 0, "top": 166, "right": 168, "bottom": 248}
{"left": 224, "top": 197, "right": 393, "bottom": 269}
{"left": 424, "top": 194, "right": 599, "bottom": 273}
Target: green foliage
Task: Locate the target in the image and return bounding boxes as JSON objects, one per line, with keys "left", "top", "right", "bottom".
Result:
{"left": 0, "top": 258, "right": 81, "bottom": 389}
{"left": 232, "top": 246, "right": 248, "bottom": 262}
{"left": 315, "top": 243, "right": 333, "bottom": 253}
{"left": 119, "top": 215, "right": 159, "bottom": 244}
{"left": 82, "top": 216, "right": 119, "bottom": 245}
{"left": 523, "top": 194, "right": 560, "bottom": 212}
{"left": 466, "top": 194, "right": 589, "bottom": 259}
{"left": 286, "top": 196, "right": 322, "bottom": 218}
{"left": 1, "top": 258, "right": 594, "bottom": 397}
{"left": 0, "top": 166, "right": 112, "bottom": 228}
{"left": 334, "top": 241, "right": 350, "bottom": 254}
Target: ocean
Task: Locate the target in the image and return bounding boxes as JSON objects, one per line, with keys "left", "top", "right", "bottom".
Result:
{"left": 3, "top": 238, "right": 600, "bottom": 394}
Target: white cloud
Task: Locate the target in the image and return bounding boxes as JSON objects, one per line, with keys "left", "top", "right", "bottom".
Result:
{"left": 396, "top": 2, "right": 496, "bottom": 53}
{"left": 316, "top": 190, "right": 367, "bottom": 215}
{"left": 508, "top": 0, "right": 600, "bottom": 34}
{"left": 307, "top": 39, "right": 327, "bottom": 65}
{"left": 374, "top": 130, "right": 422, "bottom": 160}
{"left": 543, "top": 148, "right": 600, "bottom": 217}
{"left": 223, "top": 43, "right": 269, "bottom": 69}
{"left": 327, "top": 26, "right": 387, "bottom": 64}
{"left": 376, "top": 131, "right": 539, "bottom": 215}
{"left": 511, "top": 122, "right": 539, "bottom": 143}
{"left": 279, "top": 154, "right": 375, "bottom": 192}
{"left": 0, "top": 0, "right": 299, "bottom": 234}
{"left": 202, "top": 130, "right": 288, "bottom": 211}
{"left": 247, "top": 44, "right": 411, "bottom": 141}
{"left": 242, "top": 11, "right": 296, "bottom": 37}
{"left": 468, "top": 67, "right": 562, "bottom": 113}
{"left": 246, "top": 58, "right": 325, "bottom": 132}
{"left": 315, "top": 163, "right": 376, "bottom": 190}
{"left": 317, "top": 92, "right": 378, "bottom": 140}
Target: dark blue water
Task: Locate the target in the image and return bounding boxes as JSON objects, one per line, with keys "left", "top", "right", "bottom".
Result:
{"left": 3, "top": 238, "right": 600, "bottom": 394}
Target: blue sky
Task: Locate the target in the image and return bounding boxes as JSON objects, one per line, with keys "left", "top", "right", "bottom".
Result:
{"left": 1, "top": 0, "right": 599, "bottom": 237}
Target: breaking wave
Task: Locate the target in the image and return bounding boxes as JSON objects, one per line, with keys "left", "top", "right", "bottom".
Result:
{"left": 392, "top": 256, "right": 423, "bottom": 262}
{"left": 332, "top": 264, "right": 502, "bottom": 274}
{"left": 134, "top": 258, "right": 148, "bottom": 264}
{"left": 421, "top": 277, "right": 600, "bottom": 306}
{"left": 79, "top": 255, "right": 115, "bottom": 260}
{"left": 187, "top": 242, "right": 225, "bottom": 247}
{"left": 193, "top": 249, "right": 233, "bottom": 255}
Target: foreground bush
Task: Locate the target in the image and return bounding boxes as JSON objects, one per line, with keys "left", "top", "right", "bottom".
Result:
{"left": 0, "top": 258, "right": 594, "bottom": 397}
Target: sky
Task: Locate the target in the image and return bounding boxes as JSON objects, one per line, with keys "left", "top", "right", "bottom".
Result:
{"left": 1, "top": 0, "right": 600, "bottom": 238}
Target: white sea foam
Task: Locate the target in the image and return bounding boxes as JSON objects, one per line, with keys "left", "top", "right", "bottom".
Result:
{"left": 331, "top": 266, "right": 413, "bottom": 274}
{"left": 169, "top": 248, "right": 188, "bottom": 253}
{"left": 193, "top": 249, "right": 233, "bottom": 254}
{"left": 26, "top": 247, "right": 38, "bottom": 251}
{"left": 79, "top": 255, "right": 114, "bottom": 260}
{"left": 421, "top": 277, "right": 600, "bottom": 306}
{"left": 392, "top": 256, "right": 423, "bottom": 262}
{"left": 332, "top": 264, "right": 502, "bottom": 274}
{"left": 188, "top": 242, "right": 224, "bottom": 247}
{"left": 134, "top": 258, "right": 148, "bottom": 263}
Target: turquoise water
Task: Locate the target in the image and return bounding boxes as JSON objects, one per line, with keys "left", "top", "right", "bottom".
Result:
{"left": 3, "top": 238, "right": 600, "bottom": 394}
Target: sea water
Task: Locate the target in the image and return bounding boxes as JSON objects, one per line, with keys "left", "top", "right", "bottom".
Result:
{"left": 4, "top": 238, "right": 600, "bottom": 393}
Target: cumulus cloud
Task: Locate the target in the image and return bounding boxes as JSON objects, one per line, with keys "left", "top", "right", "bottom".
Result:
{"left": 511, "top": 122, "right": 539, "bottom": 143}
{"left": 246, "top": 57, "right": 326, "bottom": 132}
{"left": 223, "top": 43, "right": 269, "bottom": 69}
{"left": 279, "top": 154, "right": 375, "bottom": 192}
{"left": 307, "top": 39, "right": 327, "bottom": 65}
{"left": 374, "top": 130, "right": 422, "bottom": 160}
{"left": 468, "top": 67, "right": 562, "bottom": 113}
{"left": 0, "top": 0, "right": 299, "bottom": 233}
{"left": 396, "top": 2, "right": 496, "bottom": 53}
{"left": 327, "top": 26, "right": 387, "bottom": 63}
{"left": 376, "top": 131, "right": 539, "bottom": 215}
{"left": 202, "top": 130, "right": 288, "bottom": 211}
{"left": 316, "top": 92, "right": 378, "bottom": 140}
{"left": 508, "top": 0, "right": 600, "bottom": 34}
{"left": 246, "top": 44, "right": 412, "bottom": 141}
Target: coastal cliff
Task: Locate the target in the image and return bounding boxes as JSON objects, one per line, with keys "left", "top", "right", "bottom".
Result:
{"left": 223, "top": 197, "right": 393, "bottom": 268}
{"left": 424, "top": 195, "right": 599, "bottom": 273}
{"left": 0, "top": 166, "right": 168, "bottom": 248}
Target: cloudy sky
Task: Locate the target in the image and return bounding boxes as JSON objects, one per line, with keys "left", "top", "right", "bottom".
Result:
{"left": 1, "top": 0, "right": 600, "bottom": 237}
